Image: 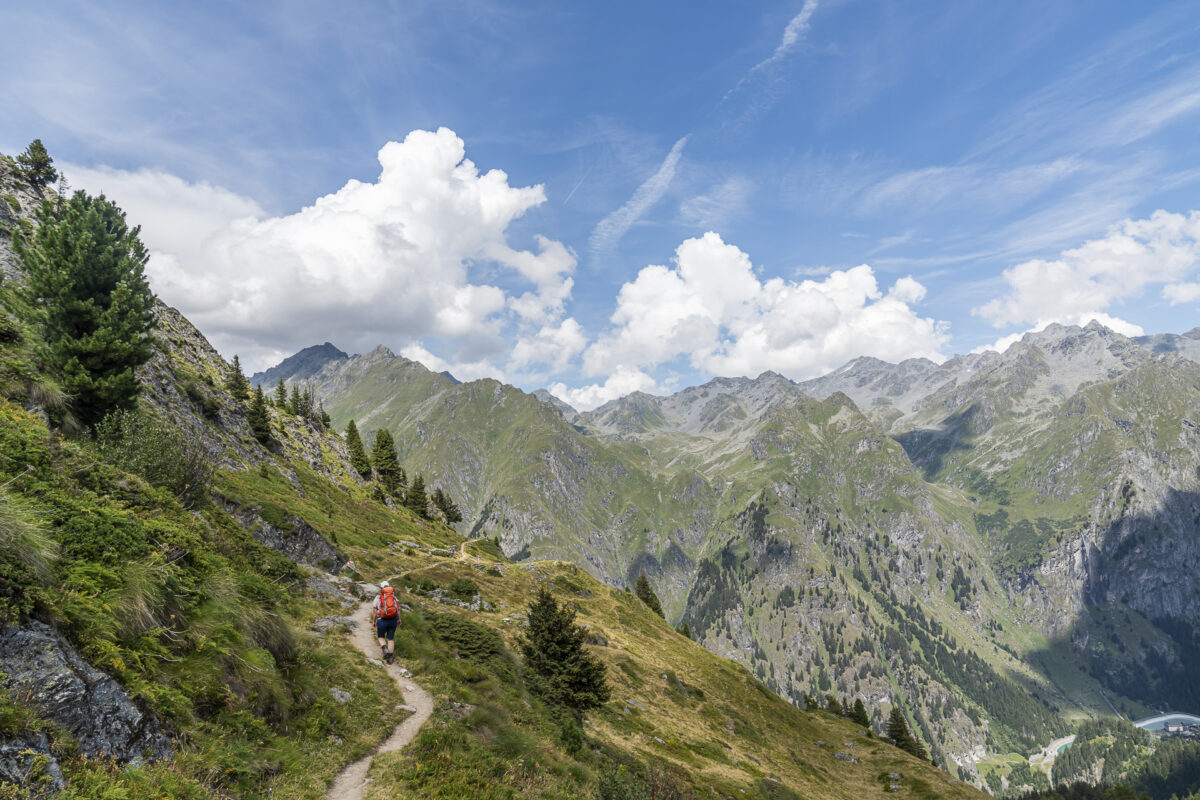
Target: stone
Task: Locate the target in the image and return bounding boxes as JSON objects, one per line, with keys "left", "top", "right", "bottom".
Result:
{"left": 834, "top": 752, "right": 859, "bottom": 763}
{"left": 304, "top": 576, "right": 340, "bottom": 599}
{"left": 0, "top": 621, "right": 172, "bottom": 764}
{"left": 311, "top": 615, "right": 357, "bottom": 635}
{"left": 329, "top": 688, "right": 352, "bottom": 704}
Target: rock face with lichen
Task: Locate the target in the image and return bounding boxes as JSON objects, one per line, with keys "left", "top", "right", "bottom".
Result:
{"left": 0, "top": 621, "right": 173, "bottom": 764}
{"left": 0, "top": 155, "right": 53, "bottom": 282}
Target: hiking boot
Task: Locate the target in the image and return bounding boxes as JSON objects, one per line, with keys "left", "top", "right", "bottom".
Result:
{"left": 386, "top": 652, "right": 394, "bottom": 665}
{"left": 380, "top": 645, "right": 387, "bottom": 661}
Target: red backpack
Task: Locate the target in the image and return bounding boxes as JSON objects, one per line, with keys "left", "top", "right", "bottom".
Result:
{"left": 379, "top": 586, "right": 398, "bottom": 619}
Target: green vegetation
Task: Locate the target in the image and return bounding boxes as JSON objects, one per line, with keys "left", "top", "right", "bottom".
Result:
{"left": 248, "top": 384, "right": 271, "bottom": 443}
{"left": 635, "top": 572, "right": 665, "bottom": 618}
{"left": 520, "top": 588, "right": 611, "bottom": 720}
{"left": 405, "top": 472, "right": 428, "bottom": 518}
{"left": 371, "top": 428, "right": 402, "bottom": 495}
{"left": 431, "top": 487, "right": 462, "bottom": 523}
{"left": 887, "top": 705, "right": 927, "bottom": 760}
{"left": 92, "top": 407, "right": 212, "bottom": 508}
{"left": 344, "top": 418, "right": 371, "bottom": 478}
{"left": 15, "top": 190, "right": 155, "bottom": 427}
{"left": 15, "top": 139, "right": 57, "bottom": 187}
{"left": 225, "top": 354, "right": 250, "bottom": 401}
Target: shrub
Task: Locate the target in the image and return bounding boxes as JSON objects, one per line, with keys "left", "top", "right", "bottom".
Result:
{"left": 181, "top": 377, "right": 220, "bottom": 419}
{"left": 448, "top": 577, "right": 479, "bottom": 601}
{"left": 93, "top": 408, "right": 213, "bottom": 508}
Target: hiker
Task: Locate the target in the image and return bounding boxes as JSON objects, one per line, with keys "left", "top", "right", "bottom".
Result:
{"left": 372, "top": 580, "right": 400, "bottom": 664}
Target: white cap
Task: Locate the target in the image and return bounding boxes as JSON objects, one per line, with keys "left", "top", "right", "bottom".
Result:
{"left": 380, "top": 580, "right": 390, "bottom": 588}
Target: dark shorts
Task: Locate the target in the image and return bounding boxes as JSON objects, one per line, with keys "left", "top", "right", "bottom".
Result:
{"left": 376, "top": 616, "right": 398, "bottom": 640}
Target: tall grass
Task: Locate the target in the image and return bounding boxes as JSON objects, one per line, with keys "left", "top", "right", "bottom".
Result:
{"left": 0, "top": 485, "right": 56, "bottom": 579}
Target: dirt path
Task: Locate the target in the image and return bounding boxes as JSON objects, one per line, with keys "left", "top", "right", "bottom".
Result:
{"left": 324, "top": 601, "right": 434, "bottom": 800}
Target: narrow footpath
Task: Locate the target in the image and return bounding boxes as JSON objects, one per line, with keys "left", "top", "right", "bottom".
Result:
{"left": 324, "top": 601, "right": 434, "bottom": 800}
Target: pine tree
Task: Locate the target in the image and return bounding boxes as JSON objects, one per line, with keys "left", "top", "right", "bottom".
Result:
{"left": 16, "top": 139, "right": 58, "bottom": 187}
{"left": 431, "top": 488, "right": 463, "bottom": 523}
{"left": 520, "top": 588, "right": 610, "bottom": 719}
{"left": 675, "top": 622, "right": 691, "bottom": 639}
{"left": 17, "top": 191, "right": 155, "bottom": 427}
{"left": 248, "top": 385, "right": 271, "bottom": 443}
{"left": 887, "top": 706, "right": 925, "bottom": 759}
{"left": 406, "top": 473, "right": 428, "bottom": 518}
{"left": 225, "top": 355, "right": 250, "bottom": 401}
{"left": 344, "top": 420, "right": 371, "bottom": 478}
{"left": 634, "top": 573, "right": 664, "bottom": 618}
{"left": 274, "top": 377, "right": 287, "bottom": 408}
{"left": 371, "top": 429, "right": 401, "bottom": 495}
{"left": 826, "top": 694, "right": 843, "bottom": 716}
{"left": 851, "top": 698, "right": 871, "bottom": 728}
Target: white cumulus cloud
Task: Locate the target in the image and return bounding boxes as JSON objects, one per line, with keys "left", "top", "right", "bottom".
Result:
{"left": 1164, "top": 281, "right": 1200, "bottom": 305}
{"left": 68, "top": 128, "right": 579, "bottom": 373}
{"left": 581, "top": 231, "right": 948, "bottom": 385}
{"left": 547, "top": 366, "right": 665, "bottom": 412}
{"left": 975, "top": 209, "right": 1200, "bottom": 328}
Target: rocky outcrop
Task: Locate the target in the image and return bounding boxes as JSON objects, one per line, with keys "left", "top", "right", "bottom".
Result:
{"left": 0, "top": 732, "right": 65, "bottom": 798}
{"left": 221, "top": 499, "right": 345, "bottom": 573}
{"left": 0, "top": 621, "right": 172, "bottom": 765}
{"left": 0, "top": 157, "right": 53, "bottom": 282}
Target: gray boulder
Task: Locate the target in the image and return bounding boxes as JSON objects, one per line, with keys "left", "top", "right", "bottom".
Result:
{"left": 0, "top": 621, "right": 172, "bottom": 764}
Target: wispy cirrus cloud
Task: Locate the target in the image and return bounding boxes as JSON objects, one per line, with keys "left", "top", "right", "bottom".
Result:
{"left": 588, "top": 135, "right": 688, "bottom": 258}
{"left": 757, "top": 0, "right": 820, "bottom": 72}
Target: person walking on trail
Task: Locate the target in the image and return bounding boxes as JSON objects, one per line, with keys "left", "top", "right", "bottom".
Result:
{"left": 373, "top": 580, "right": 400, "bottom": 665}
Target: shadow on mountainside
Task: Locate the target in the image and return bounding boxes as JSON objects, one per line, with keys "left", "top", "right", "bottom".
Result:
{"left": 1016, "top": 483, "right": 1200, "bottom": 713}
{"left": 893, "top": 403, "right": 982, "bottom": 480}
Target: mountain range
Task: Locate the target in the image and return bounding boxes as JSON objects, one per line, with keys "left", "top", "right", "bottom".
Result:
{"left": 263, "top": 321, "right": 1200, "bottom": 776}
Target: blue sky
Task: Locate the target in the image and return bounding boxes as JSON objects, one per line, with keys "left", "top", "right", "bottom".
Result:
{"left": 4, "top": 1, "right": 1200, "bottom": 408}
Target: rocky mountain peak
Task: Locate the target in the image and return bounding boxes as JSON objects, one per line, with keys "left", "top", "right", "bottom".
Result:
{"left": 250, "top": 341, "right": 349, "bottom": 387}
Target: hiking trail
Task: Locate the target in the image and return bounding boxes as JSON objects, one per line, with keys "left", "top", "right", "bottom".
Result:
{"left": 324, "top": 600, "right": 434, "bottom": 800}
